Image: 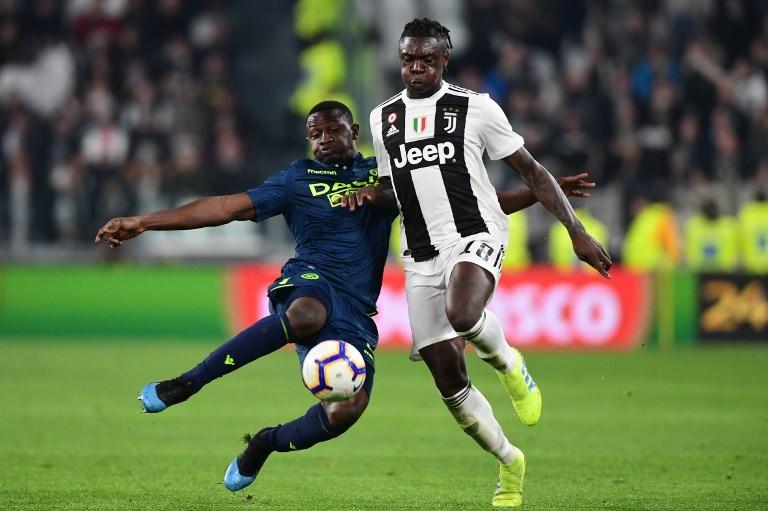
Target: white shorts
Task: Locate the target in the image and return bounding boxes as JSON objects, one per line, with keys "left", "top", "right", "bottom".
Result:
{"left": 403, "top": 233, "right": 505, "bottom": 361}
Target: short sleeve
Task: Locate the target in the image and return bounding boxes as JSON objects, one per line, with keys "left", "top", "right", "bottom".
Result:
{"left": 478, "top": 95, "right": 525, "bottom": 160}
{"left": 246, "top": 169, "right": 290, "bottom": 222}
{"left": 370, "top": 108, "right": 391, "bottom": 178}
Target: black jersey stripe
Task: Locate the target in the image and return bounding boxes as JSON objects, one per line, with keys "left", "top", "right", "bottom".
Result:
{"left": 381, "top": 99, "right": 438, "bottom": 261}
{"left": 435, "top": 93, "right": 488, "bottom": 237}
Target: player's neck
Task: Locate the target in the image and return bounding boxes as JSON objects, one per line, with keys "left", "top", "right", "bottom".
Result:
{"left": 319, "top": 151, "right": 358, "bottom": 167}
{"left": 406, "top": 80, "right": 444, "bottom": 99}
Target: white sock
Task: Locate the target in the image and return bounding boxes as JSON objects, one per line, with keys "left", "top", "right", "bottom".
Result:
{"left": 443, "top": 383, "right": 517, "bottom": 464}
{"left": 458, "top": 310, "right": 518, "bottom": 373}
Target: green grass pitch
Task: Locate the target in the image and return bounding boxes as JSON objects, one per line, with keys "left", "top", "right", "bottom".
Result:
{"left": 1, "top": 340, "right": 767, "bottom": 511}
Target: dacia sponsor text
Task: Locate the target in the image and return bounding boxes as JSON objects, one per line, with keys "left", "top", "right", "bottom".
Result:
{"left": 308, "top": 172, "right": 379, "bottom": 207}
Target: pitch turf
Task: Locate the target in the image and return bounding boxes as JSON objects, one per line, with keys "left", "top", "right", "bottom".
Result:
{"left": 1, "top": 340, "right": 767, "bottom": 511}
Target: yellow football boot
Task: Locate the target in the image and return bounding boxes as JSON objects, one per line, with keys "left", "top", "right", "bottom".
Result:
{"left": 496, "top": 348, "right": 542, "bottom": 426}
{"left": 492, "top": 448, "right": 525, "bottom": 507}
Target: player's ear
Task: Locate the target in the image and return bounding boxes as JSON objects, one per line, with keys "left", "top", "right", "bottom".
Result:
{"left": 351, "top": 123, "right": 360, "bottom": 140}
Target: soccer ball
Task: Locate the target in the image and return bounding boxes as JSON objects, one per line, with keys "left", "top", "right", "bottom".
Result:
{"left": 301, "top": 340, "right": 367, "bottom": 402}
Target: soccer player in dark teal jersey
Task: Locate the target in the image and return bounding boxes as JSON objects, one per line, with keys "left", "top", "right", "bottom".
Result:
{"left": 95, "top": 100, "right": 595, "bottom": 493}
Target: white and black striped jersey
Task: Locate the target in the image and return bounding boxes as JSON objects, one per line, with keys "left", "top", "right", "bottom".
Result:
{"left": 370, "top": 81, "right": 525, "bottom": 262}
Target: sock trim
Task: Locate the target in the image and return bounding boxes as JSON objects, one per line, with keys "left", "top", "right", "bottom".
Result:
{"left": 278, "top": 314, "right": 292, "bottom": 343}
{"left": 457, "top": 312, "right": 486, "bottom": 341}
{"left": 443, "top": 382, "right": 472, "bottom": 408}
{"left": 317, "top": 409, "right": 333, "bottom": 435}
{"left": 314, "top": 404, "right": 344, "bottom": 435}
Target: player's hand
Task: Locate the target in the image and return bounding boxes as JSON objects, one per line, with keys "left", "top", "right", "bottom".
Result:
{"left": 94, "top": 216, "right": 144, "bottom": 248}
{"left": 557, "top": 172, "right": 595, "bottom": 199}
{"left": 570, "top": 229, "right": 612, "bottom": 278}
{"left": 340, "top": 186, "right": 376, "bottom": 212}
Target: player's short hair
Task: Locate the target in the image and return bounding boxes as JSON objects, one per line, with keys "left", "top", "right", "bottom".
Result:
{"left": 307, "top": 101, "right": 354, "bottom": 125}
{"left": 400, "top": 18, "right": 453, "bottom": 52}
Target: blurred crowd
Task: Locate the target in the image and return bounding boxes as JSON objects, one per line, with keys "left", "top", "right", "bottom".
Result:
{"left": 1, "top": 0, "right": 767, "bottom": 271}
{"left": 355, "top": 0, "right": 768, "bottom": 272}
{"left": 451, "top": 0, "right": 768, "bottom": 271}
{"left": 0, "top": 0, "right": 248, "bottom": 249}
{"left": 449, "top": 1, "right": 768, "bottom": 231}
{"left": 450, "top": 1, "right": 768, "bottom": 205}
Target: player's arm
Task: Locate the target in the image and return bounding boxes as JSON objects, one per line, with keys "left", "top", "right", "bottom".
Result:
{"left": 341, "top": 177, "right": 398, "bottom": 212}
{"left": 496, "top": 173, "right": 595, "bottom": 214}
{"left": 502, "top": 148, "right": 612, "bottom": 277}
{"left": 95, "top": 193, "right": 255, "bottom": 248}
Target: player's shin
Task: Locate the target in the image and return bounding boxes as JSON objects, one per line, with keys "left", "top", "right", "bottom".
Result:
{"left": 458, "top": 310, "right": 517, "bottom": 373}
{"left": 258, "top": 403, "right": 347, "bottom": 453}
{"left": 442, "top": 383, "right": 516, "bottom": 464}
{"left": 181, "top": 313, "right": 292, "bottom": 392}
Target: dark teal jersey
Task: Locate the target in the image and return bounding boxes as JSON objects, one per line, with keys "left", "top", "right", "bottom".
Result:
{"left": 247, "top": 153, "right": 397, "bottom": 314}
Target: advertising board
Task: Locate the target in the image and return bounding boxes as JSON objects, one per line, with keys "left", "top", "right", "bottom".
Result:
{"left": 230, "top": 265, "right": 651, "bottom": 350}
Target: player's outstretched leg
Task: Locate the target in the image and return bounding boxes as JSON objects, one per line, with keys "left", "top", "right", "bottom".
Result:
{"left": 459, "top": 310, "right": 542, "bottom": 426}
{"left": 138, "top": 313, "right": 292, "bottom": 413}
{"left": 224, "top": 391, "right": 369, "bottom": 491}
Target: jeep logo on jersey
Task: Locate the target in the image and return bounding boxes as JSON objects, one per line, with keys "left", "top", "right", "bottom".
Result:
{"left": 392, "top": 141, "right": 456, "bottom": 169}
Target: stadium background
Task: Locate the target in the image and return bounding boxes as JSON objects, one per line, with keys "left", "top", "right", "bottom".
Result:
{"left": 0, "top": 1, "right": 767, "bottom": 510}
{"left": 0, "top": 0, "right": 765, "bottom": 347}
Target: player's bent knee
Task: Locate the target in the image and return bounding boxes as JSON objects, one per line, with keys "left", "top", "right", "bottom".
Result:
{"left": 286, "top": 297, "right": 327, "bottom": 340}
{"left": 322, "top": 391, "right": 369, "bottom": 431}
{"left": 445, "top": 307, "right": 483, "bottom": 335}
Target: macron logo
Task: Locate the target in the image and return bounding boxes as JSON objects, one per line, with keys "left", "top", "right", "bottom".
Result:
{"left": 392, "top": 141, "right": 455, "bottom": 169}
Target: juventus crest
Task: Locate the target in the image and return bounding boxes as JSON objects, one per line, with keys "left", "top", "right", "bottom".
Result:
{"left": 443, "top": 111, "right": 457, "bottom": 134}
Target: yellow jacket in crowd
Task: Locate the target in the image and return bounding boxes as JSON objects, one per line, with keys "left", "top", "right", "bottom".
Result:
{"left": 622, "top": 203, "right": 681, "bottom": 271}
{"left": 503, "top": 212, "right": 531, "bottom": 270}
{"left": 684, "top": 213, "right": 739, "bottom": 271}
{"left": 740, "top": 199, "right": 768, "bottom": 274}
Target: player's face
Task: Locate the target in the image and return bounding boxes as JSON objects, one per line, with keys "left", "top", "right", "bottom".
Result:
{"left": 306, "top": 110, "right": 359, "bottom": 164}
{"left": 399, "top": 37, "right": 449, "bottom": 98}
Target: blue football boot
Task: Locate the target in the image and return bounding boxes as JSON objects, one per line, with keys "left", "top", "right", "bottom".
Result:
{"left": 138, "top": 378, "right": 195, "bottom": 413}
{"left": 224, "top": 428, "right": 274, "bottom": 492}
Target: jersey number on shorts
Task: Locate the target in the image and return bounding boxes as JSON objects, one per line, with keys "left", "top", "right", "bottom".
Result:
{"left": 461, "top": 240, "right": 505, "bottom": 269}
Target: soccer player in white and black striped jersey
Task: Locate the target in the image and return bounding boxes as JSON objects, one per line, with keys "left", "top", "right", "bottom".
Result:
{"left": 345, "top": 18, "right": 612, "bottom": 508}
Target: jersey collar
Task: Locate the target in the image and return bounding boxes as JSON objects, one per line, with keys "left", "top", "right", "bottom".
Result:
{"left": 311, "top": 152, "right": 365, "bottom": 171}
{"left": 402, "top": 81, "right": 450, "bottom": 105}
